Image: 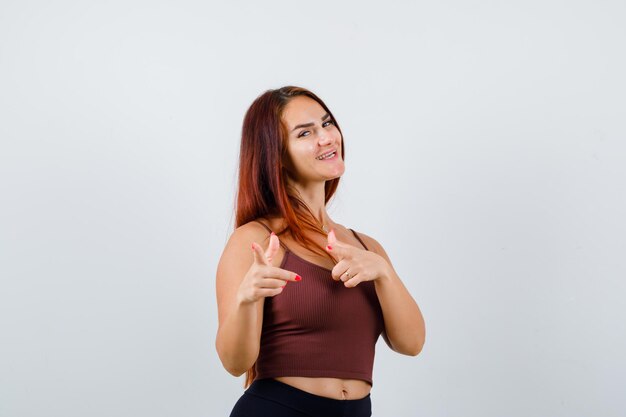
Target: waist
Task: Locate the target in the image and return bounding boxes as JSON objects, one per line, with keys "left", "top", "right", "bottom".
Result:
{"left": 273, "top": 376, "right": 372, "bottom": 400}
{"left": 246, "top": 378, "right": 372, "bottom": 417}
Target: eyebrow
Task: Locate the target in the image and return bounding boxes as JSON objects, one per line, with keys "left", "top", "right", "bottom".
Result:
{"left": 291, "top": 113, "right": 331, "bottom": 132}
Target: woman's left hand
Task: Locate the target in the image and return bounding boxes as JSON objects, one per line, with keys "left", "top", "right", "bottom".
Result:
{"left": 326, "top": 229, "right": 391, "bottom": 288}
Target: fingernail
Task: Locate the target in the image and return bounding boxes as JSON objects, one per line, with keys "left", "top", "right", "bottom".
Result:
{"left": 295, "top": 275, "right": 302, "bottom": 281}
{"left": 327, "top": 245, "right": 332, "bottom": 250}
{"left": 271, "top": 231, "right": 275, "bottom": 236}
{"left": 281, "top": 285, "right": 286, "bottom": 288}
{"left": 251, "top": 243, "right": 255, "bottom": 250}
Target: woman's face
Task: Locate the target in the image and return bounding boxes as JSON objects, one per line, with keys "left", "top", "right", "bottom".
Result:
{"left": 281, "top": 96, "right": 345, "bottom": 185}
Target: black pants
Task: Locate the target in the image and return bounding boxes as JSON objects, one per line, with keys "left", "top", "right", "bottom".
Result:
{"left": 229, "top": 378, "right": 372, "bottom": 417}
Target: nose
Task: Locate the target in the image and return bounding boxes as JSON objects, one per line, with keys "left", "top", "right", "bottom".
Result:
{"left": 318, "top": 130, "right": 332, "bottom": 146}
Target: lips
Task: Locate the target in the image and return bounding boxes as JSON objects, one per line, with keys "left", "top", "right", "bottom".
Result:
{"left": 316, "top": 149, "right": 337, "bottom": 160}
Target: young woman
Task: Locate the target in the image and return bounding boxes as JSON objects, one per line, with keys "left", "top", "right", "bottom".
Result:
{"left": 216, "top": 86, "right": 425, "bottom": 417}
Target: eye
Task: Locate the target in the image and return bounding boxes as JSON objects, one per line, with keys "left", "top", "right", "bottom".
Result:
{"left": 296, "top": 120, "right": 334, "bottom": 138}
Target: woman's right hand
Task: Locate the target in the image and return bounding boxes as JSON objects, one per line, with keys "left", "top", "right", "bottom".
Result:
{"left": 236, "top": 233, "right": 302, "bottom": 304}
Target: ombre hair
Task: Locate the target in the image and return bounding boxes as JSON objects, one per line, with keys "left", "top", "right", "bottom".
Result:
{"left": 235, "top": 86, "right": 344, "bottom": 387}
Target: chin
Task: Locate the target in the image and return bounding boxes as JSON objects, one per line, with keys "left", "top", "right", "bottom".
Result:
{"left": 330, "top": 167, "right": 345, "bottom": 179}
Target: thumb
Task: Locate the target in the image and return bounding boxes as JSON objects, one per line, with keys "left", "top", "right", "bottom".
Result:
{"left": 265, "top": 232, "right": 280, "bottom": 263}
{"left": 326, "top": 229, "right": 343, "bottom": 256}
{"left": 327, "top": 229, "right": 338, "bottom": 248}
{"left": 251, "top": 241, "right": 269, "bottom": 266}
{"left": 326, "top": 229, "right": 350, "bottom": 259}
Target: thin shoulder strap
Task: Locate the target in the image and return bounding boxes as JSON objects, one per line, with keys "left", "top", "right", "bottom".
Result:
{"left": 349, "top": 228, "right": 369, "bottom": 251}
{"left": 253, "top": 220, "right": 289, "bottom": 251}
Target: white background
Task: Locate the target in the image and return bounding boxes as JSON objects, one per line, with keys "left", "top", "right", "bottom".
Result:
{"left": 1, "top": 1, "right": 625, "bottom": 416}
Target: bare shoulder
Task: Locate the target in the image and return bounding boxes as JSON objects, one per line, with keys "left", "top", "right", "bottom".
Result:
{"left": 217, "top": 220, "right": 273, "bottom": 281}
{"left": 348, "top": 229, "right": 391, "bottom": 259}
{"left": 225, "top": 220, "right": 272, "bottom": 252}
{"left": 215, "top": 220, "right": 272, "bottom": 313}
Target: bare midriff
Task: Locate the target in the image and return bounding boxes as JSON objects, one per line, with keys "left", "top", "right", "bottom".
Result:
{"left": 273, "top": 376, "right": 371, "bottom": 400}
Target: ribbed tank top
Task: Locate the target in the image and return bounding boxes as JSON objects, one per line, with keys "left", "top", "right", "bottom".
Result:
{"left": 254, "top": 221, "right": 385, "bottom": 385}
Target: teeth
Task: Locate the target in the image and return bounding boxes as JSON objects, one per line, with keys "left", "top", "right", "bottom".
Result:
{"left": 317, "top": 151, "right": 336, "bottom": 160}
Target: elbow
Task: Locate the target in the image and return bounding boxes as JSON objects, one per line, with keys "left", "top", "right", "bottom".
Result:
{"left": 399, "top": 333, "right": 426, "bottom": 357}
{"left": 224, "top": 363, "right": 247, "bottom": 377}
{"left": 384, "top": 327, "right": 426, "bottom": 356}
{"left": 215, "top": 339, "right": 255, "bottom": 377}
{"left": 406, "top": 341, "right": 424, "bottom": 356}
{"left": 411, "top": 330, "right": 426, "bottom": 356}
{"left": 406, "top": 323, "right": 426, "bottom": 356}
{"left": 400, "top": 340, "right": 424, "bottom": 357}
{"left": 389, "top": 338, "right": 424, "bottom": 356}
{"left": 217, "top": 350, "right": 249, "bottom": 377}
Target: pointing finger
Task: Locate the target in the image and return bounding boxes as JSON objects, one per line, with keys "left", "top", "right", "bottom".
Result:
{"left": 251, "top": 241, "right": 269, "bottom": 266}
{"left": 266, "top": 266, "right": 302, "bottom": 282}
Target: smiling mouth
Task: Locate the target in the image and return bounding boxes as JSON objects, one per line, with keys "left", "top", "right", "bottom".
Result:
{"left": 316, "top": 150, "right": 337, "bottom": 160}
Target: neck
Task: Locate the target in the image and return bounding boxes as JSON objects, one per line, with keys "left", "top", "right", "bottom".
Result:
{"left": 288, "top": 179, "right": 332, "bottom": 231}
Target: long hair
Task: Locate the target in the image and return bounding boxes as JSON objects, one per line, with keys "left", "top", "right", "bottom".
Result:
{"left": 235, "top": 86, "right": 344, "bottom": 387}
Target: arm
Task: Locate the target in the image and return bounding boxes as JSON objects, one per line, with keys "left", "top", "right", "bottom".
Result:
{"left": 365, "top": 234, "right": 426, "bottom": 356}
{"left": 215, "top": 225, "right": 265, "bottom": 376}
{"left": 215, "top": 223, "right": 299, "bottom": 376}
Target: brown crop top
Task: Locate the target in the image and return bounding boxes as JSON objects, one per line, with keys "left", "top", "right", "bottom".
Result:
{"left": 253, "top": 221, "right": 385, "bottom": 385}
